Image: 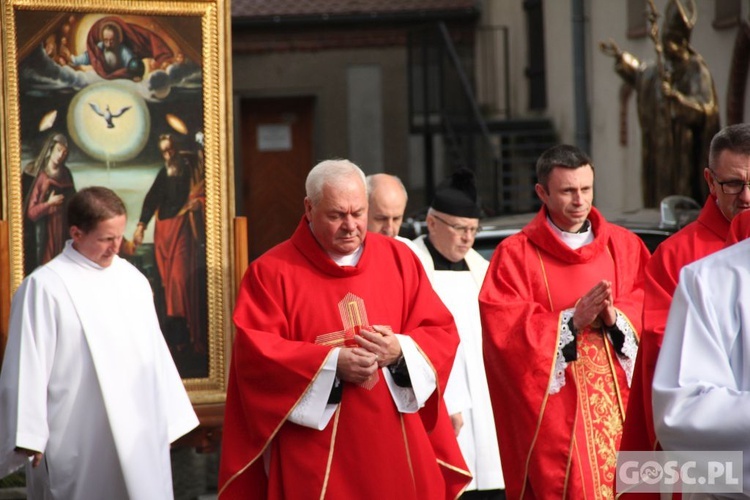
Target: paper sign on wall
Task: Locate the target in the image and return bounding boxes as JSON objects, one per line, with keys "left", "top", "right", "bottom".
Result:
{"left": 257, "top": 124, "right": 292, "bottom": 151}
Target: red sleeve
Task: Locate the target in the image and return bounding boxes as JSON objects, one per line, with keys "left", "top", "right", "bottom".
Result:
{"left": 479, "top": 234, "right": 572, "bottom": 498}
{"left": 218, "top": 261, "right": 333, "bottom": 498}
{"left": 609, "top": 226, "right": 651, "bottom": 338}
{"left": 621, "top": 225, "right": 720, "bottom": 456}
{"left": 616, "top": 238, "right": 681, "bottom": 499}
{"left": 726, "top": 209, "right": 750, "bottom": 245}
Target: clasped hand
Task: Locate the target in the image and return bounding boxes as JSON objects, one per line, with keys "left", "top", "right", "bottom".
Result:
{"left": 336, "top": 325, "right": 402, "bottom": 384}
{"left": 572, "top": 280, "right": 616, "bottom": 331}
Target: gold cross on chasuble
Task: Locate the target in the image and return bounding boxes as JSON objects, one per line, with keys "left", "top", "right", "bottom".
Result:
{"left": 315, "top": 292, "right": 379, "bottom": 390}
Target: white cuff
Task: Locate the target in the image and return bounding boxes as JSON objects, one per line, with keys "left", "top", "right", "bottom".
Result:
{"left": 288, "top": 349, "right": 340, "bottom": 430}
{"left": 384, "top": 335, "right": 437, "bottom": 413}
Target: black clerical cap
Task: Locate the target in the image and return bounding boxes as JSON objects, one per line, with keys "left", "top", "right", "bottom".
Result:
{"left": 431, "top": 168, "right": 482, "bottom": 218}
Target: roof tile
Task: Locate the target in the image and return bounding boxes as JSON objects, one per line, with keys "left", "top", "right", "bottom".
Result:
{"left": 232, "top": 0, "right": 477, "bottom": 18}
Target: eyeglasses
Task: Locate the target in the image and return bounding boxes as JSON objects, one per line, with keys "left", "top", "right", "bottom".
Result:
{"left": 432, "top": 214, "right": 481, "bottom": 235}
{"left": 710, "top": 171, "right": 750, "bottom": 195}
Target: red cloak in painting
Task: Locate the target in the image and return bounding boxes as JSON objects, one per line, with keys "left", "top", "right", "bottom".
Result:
{"left": 153, "top": 172, "right": 205, "bottom": 352}
{"left": 85, "top": 16, "right": 174, "bottom": 80}
{"left": 479, "top": 206, "right": 649, "bottom": 499}
{"left": 219, "top": 218, "right": 471, "bottom": 500}
{"left": 618, "top": 197, "right": 728, "bottom": 499}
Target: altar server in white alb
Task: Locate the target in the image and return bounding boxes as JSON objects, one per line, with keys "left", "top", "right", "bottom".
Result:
{"left": 0, "top": 186, "right": 198, "bottom": 499}
{"left": 653, "top": 225, "right": 750, "bottom": 494}
{"left": 412, "top": 169, "right": 505, "bottom": 499}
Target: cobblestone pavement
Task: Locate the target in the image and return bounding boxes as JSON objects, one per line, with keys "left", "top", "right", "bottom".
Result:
{"left": 0, "top": 448, "right": 219, "bottom": 499}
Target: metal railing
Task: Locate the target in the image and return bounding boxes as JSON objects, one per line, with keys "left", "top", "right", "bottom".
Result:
{"left": 408, "top": 21, "right": 501, "bottom": 213}
{"left": 408, "top": 22, "right": 554, "bottom": 215}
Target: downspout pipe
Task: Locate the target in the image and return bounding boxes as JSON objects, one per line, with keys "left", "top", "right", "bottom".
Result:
{"left": 572, "top": 0, "right": 591, "bottom": 154}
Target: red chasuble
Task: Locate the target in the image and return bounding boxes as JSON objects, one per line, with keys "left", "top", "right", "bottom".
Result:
{"left": 479, "top": 207, "right": 649, "bottom": 499}
{"left": 618, "top": 197, "right": 729, "bottom": 499}
{"left": 219, "top": 217, "right": 471, "bottom": 500}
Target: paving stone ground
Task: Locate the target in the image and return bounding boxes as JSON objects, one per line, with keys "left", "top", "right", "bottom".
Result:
{"left": 0, "top": 448, "right": 219, "bottom": 500}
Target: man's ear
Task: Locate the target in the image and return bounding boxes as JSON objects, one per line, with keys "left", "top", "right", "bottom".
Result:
{"left": 70, "top": 225, "right": 83, "bottom": 240}
{"left": 425, "top": 214, "right": 436, "bottom": 232}
{"left": 303, "top": 197, "right": 313, "bottom": 220}
{"left": 534, "top": 183, "right": 548, "bottom": 203}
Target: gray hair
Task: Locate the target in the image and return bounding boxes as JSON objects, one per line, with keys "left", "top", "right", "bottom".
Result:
{"left": 709, "top": 123, "right": 750, "bottom": 170}
{"left": 306, "top": 159, "right": 366, "bottom": 205}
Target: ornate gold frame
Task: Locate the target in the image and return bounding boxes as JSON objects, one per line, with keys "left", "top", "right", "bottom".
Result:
{"left": 0, "top": 0, "right": 234, "bottom": 404}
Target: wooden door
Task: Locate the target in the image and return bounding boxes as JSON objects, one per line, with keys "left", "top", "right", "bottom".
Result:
{"left": 239, "top": 96, "right": 314, "bottom": 261}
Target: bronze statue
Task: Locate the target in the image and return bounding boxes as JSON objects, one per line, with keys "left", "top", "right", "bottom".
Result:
{"left": 600, "top": 0, "right": 720, "bottom": 207}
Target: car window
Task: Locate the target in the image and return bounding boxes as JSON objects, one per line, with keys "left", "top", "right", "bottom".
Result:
{"left": 472, "top": 227, "right": 673, "bottom": 260}
{"left": 404, "top": 197, "right": 699, "bottom": 260}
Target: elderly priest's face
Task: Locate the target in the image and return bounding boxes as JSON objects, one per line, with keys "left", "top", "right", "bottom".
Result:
{"left": 306, "top": 175, "right": 368, "bottom": 256}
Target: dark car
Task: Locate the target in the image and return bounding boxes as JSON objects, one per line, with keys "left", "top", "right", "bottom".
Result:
{"left": 402, "top": 195, "right": 701, "bottom": 259}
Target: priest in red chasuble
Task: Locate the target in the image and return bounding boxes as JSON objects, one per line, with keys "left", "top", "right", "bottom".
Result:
{"left": 618, "top": 123, "right": 750, "bottom": 499}
{"left": 219, "top": 159, "right": 471, "bottom": 499}
{"left": 479, "top": 144, "right": 649, "bottom": 499}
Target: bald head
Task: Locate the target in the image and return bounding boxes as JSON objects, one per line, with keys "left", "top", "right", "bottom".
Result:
{"left": 366, "top": 174, "right": 408, "bottom": 237}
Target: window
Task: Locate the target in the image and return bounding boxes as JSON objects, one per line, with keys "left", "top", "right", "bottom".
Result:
{"left": 713, "top": 0, "right": 741, "bottom": 29}
{"left": 627, "top": 0, "right": 648, "bottom": 39}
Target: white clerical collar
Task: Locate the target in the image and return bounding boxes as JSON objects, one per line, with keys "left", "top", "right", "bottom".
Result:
{"left": 307, "top": 221, "right": 364, "bottom": 266}
{"left": 330, "top": 244, "right": 363, "bottom": 267}
{"left": 63, "top": 239, "right": 107, "bottom": 270}
{"left": 546, "top": 217, "right": 594, "bottom": 250}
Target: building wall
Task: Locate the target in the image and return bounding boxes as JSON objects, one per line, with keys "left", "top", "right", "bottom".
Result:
{"left": 589, "top": 0, "right": 642, "bottom": 211}
{"left": 479, "top": 0, "right": 750, "bottom": 212}
{"left": 232, "top": 47, "right": 410, "bottom": 183}
{"left": 478, "top": 0, "right": 529, "bottom": 118}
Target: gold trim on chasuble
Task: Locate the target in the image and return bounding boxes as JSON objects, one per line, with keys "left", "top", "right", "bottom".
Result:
{"left": 538, "top": 248, "right": 624, "bottom": 499}
{"left": 400, "top": 415, "right": 417, "bottom": 493}
{"left": 218, "top": 347, "right": 338, "bottom": 497}
{"left": 517, "top": 249, "right": 561, "bottom": 499}
{"left": 315, "top": 292, "right": 379, "bottom": 389}
{"left": 319, "top": 405, "right": 342, "bottom": 500}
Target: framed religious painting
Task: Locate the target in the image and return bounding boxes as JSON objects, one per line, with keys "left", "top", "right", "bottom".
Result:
{"left": 0, "top": 0, "right": 234, "bottom": 404}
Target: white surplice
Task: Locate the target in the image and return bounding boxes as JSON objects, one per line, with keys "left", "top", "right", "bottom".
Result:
{"left": 412, "top": 236, "right": 505, "bottom": 491}
{"left": 0, "top": 241, "right": 198, "bottom": 499}
{"left": 653, "top": 237, "right": 750, "bottom": 497}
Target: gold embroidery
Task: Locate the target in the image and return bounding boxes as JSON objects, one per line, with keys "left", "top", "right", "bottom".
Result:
{"left": 314, "top": 292, "right": 379, "bottom": 389}
{"left": 573, "top": 331, "right": 624, "bottom": 500}
{"left": 400, "top": 414, "right": 416, "bottom": 491}
{"left": 320, "top": 405, "right": 342, "bottom": 499}
{"left": 346, "top": 300, "right": 363, "bottom": 329}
